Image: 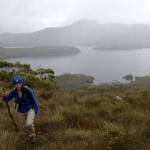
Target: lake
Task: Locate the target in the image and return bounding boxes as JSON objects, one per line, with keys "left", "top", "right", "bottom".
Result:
{"left": 5, "top": 46, "right": 150, "bottom": 84}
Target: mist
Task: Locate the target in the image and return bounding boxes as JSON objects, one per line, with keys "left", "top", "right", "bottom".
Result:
{"left": 0, "top": 0, "right": 150, "bottom": 33}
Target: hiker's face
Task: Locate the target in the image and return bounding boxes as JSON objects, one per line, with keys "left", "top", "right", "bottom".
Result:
{"left": 15, "top": 83, "right": 22, "bottom": 90}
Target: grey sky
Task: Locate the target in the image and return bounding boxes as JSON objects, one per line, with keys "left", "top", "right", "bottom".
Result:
{"left": 0, "top": 0, "right": 150, "bottom": 33}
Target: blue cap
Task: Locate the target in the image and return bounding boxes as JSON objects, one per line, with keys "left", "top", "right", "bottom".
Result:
{"left": 12, "top": 76, "right": 23, "bottom": 85}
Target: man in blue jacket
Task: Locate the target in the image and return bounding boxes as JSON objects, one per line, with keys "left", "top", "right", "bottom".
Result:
{"left": 2, "top": 76, "right": 39, "bottom": 143}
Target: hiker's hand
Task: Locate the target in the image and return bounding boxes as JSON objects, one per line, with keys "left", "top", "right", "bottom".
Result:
{"left": 1, "top": 92, "right": 7, "bottom": 101}
{"left": 1, "top": 92, "right": 7, "bottom": 97}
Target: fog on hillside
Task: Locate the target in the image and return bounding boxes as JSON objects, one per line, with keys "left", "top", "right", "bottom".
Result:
{"left": 0, "top": 19, "right": 150, "bottom": 49}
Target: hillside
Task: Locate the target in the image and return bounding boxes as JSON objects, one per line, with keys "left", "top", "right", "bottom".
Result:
{"left": 0, "top": 61, "right": 150, "bottom": 149}
{"left": 0, "top": 19, "right": 150, "bottom": 49}
{"left": 0, "top": 87, "right": 150, "bottom": 149}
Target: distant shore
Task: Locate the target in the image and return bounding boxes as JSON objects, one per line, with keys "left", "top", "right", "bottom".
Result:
{"left": 93, "top": 44, "right": 150, "bottom": 51}
{"left": 0, "top": 46, "right": 81, "bottom": 59}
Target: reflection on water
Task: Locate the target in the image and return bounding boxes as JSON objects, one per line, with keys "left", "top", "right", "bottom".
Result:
{"left": 5, "top": 47, "right": 150, "bottom": 84}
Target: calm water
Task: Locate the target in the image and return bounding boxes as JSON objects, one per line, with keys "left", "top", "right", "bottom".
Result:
{"left": 6, "top": 47, "right": 150, "bottom": 84}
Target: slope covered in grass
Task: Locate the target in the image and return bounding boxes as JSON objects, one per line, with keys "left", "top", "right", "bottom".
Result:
{"left": 0, "top": 60, "right": 150, "bottom": 149}
{"left": 0, "top": 89, "right": 150, "bottom": 150}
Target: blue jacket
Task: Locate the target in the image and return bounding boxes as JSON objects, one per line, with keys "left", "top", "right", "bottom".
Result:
{"left": 5, "top": 87, "right": 39, "bottom": 114}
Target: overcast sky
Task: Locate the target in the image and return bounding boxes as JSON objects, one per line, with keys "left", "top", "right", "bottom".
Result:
{"left": 0, "top": 0, "right": 150, "bottom": 33}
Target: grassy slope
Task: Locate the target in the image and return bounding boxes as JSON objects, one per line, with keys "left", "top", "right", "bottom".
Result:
{"left": 0, "top": 85, "right": 150, "bottom": 149}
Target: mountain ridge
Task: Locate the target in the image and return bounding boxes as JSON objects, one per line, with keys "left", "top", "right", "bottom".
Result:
{"left": 0, "top": 19, "right": 150, "bottom": 49}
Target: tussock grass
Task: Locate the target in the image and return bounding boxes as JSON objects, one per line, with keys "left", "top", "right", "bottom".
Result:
{"left": 0, "top": 90, "right": 150, "bottom": 149}
{"left": 0, "top": 131, "right": 20, "bottom": 150}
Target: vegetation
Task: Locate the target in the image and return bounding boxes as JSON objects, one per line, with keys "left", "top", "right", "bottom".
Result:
{"left": 123, "top": 74, "right": 133, "bottom": 81}
{"left": 0, "top": 46, "right": 80, "bottom": 59}
{"left": 77, "top": 76, "right": 150, "bottom": 94}
{"left": 56, "top": 73, "right": 94, "bottom": 91}
{"left": 0, "top": 90, "right": 150, "bottom": 149}
{"left": 0, "top": 60, "right": 55, "bottom": 89}
{"left": 0, "top": 61, "right": 150, "bottom": 149}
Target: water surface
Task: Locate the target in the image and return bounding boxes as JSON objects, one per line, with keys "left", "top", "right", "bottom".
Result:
{"left": 6, "top": 47, "right": 150, "bottom": 84}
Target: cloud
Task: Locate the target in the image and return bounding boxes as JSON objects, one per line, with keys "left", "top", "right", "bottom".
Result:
{"left": 0, "top": 0, "right": 150, "bottom": 33}
{"left": 65, "top": 0, "right": 150, "bottom": 25}
{"left": 0, "top": 0, "right": 78, "bottom": 32}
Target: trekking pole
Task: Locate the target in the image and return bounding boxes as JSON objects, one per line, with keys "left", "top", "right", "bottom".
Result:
{"left": 2, "top": 88, "right": 18, "bottom": 132}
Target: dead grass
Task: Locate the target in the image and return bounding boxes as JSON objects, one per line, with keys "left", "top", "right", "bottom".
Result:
{"left": 0, "top": 90, "right": 150, "bottom": 149}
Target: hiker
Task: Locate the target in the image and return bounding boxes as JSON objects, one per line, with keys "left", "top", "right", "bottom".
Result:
{"left": 1, "top": 76, "right": 39, "bottom": 143}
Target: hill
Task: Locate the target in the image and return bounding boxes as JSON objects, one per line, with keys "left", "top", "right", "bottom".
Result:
{"left": 0, "top": 46, "right": 80, "bottom": 59}
{"left": 55, "top": 73, "right": 94, "bottom": 91}
{"left": 0, "top": 60, "right": 150, "bottom": 149}
{"left": 0, "top": 85, "right": 150, "bottom": 149}
{"left": 0, "top": 19, "right": 150, "bottom": 49}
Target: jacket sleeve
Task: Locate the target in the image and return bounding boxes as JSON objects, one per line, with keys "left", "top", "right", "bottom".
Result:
{"left": 27, "top": 88, "right": 39, "bottom": 114}
{"left": 5, "top": 89, "right": 15, "bottom": 101}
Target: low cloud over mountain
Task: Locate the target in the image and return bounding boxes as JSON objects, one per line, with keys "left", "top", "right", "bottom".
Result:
{"left": 0, "top": 19, "right": 150, "bottom": 49}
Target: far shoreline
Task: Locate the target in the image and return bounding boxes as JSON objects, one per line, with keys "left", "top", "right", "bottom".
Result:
{"left": 0, "top": 46, "right": 81, "bottom": 59}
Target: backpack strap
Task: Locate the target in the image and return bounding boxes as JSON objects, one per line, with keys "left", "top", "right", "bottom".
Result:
{"left": 14, "top": 86, "right": 32, "bottom": 109}
{"left": 23, "top": 86, "right": 32, "bottom": 100}
{"left": 23, "top": 86, "right": 34, "bottom": 109}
